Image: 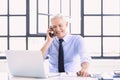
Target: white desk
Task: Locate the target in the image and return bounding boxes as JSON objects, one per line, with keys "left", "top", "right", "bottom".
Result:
{"left": 1, "top": 72, "right": 120, "bottom": 80}
{"left": 9, "top": 76, "right": 97, "bottom": 80}
{"left": 0, "top": 72, "right": 98, "bottom": 80}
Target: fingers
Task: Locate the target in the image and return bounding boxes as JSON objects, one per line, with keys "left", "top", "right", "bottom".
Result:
{"left": 46, "top": 28, "right": 55, "bottom": 42}
{"left": 77, "top": 71, "right": 90, "bottom": 77}
{"left": 47, "top": 27, "right": 53, "bottom": 38}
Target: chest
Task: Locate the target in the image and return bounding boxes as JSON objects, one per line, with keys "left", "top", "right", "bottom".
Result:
{"left": 49, "top": 42, "right": 79, "bottom": 61}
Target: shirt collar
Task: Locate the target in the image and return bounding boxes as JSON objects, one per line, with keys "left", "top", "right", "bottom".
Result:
{"left": 55, "top": 34, "right": 70, "bottom": 43}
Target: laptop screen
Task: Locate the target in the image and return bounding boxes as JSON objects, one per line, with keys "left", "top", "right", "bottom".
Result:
{"left": 5, "top": 50, "right": 49, "bottom": 78}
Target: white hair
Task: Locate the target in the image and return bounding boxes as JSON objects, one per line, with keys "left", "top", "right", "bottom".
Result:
{"left": 50, "top": 13, "right": 67, "bottom": 22}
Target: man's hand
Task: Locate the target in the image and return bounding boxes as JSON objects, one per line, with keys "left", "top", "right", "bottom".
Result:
{"left": 77, "top": 62, "right": 90, "bottom": 77}
{"left": 46, "top": 27, "right": 55, "bottom": 41}
{"left": 77, "top": 68, "right": 90, "bottom": 77}
{"left": 40, "top": 27, "right": 54, "bottom": 56}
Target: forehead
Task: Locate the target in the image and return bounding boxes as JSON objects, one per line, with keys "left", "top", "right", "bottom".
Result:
{"left": 51, "top": 18, "right": 65, "bottom": 25}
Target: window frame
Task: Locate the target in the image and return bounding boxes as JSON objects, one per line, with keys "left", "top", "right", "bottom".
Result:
{"left": 82, "top": 0, "right": 120, "bottom": 59}
{"left": 0, "top": 0, "right": 120, "bottom": 59}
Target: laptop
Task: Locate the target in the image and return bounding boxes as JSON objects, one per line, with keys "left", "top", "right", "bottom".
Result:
{"left": 5, "top": 50, "right": 54, "bottom": 78}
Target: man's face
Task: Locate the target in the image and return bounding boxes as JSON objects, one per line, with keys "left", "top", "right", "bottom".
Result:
{"left": 51, "top": 18, "right": 68, "bottom": 39}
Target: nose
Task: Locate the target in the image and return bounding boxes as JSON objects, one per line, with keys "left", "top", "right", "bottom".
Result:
{"left": 55, "top": 26, "right": 60, "bottom": 31}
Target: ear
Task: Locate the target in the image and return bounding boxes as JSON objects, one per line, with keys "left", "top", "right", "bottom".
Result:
{"left": 66, "top": 21, "right": 68, "bottom": 27}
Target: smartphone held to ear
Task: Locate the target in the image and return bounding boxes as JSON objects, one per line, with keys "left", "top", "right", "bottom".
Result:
{"left": 49, "top": 27, "right": 55, "bottom": 38}
{"left": 49, "top": 31, "right": 55, "bottom": 37}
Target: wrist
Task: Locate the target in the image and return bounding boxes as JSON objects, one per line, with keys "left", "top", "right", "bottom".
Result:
{"left": 46, "top": 39, "right": 53, "bottom": 44}
{"left": 81, "top": 62, "right": 89, "bottom": 70}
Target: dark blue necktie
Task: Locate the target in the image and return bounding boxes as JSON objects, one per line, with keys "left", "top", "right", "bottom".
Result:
{"left": 58, "top": 39, "right": 65, "bottom": 72}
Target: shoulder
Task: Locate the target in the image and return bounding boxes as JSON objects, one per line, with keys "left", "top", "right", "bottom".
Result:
{"left": 69, "top": 35, "right": 84, "bottom": 41}
{"left": 69, "top": 35, "right": 85, "bottom": 46}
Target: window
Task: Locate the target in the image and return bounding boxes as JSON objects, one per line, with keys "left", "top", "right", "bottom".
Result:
{"left": 29, "top": 0, "right": 81, "bottom": 35}
{"left": 0, "top": 0, "right": 45, "bottom": 59}
{"left": 0, "top": 0, "right": 81, "bottom": 59}
{"left": 0, "top": 0, "right": 120, "bottom": 59}
{"left": 83, "top": 0, "right": 120, "bottom": 58}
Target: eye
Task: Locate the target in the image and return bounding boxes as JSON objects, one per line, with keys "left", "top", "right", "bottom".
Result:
{"left": 52, "top": 26, "right": 56, "bottom": 28}
{"left": 59, "top": 24, "right": 62, "bottom": 27}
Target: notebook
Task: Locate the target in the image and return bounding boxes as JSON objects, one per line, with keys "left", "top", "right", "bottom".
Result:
{"left": 5, "top": 50, "right": 58, "bottom": 78}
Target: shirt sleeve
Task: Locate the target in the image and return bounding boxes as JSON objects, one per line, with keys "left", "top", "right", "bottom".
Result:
{"left": 76, "top": 35, "right": 91, "bottom": 64}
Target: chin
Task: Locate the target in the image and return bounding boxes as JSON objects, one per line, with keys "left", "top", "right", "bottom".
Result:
{"left": 58, "top": 36, "right": 64, "bottom": 39}
{"left": 56, "top": 33, "right": 65, "bottom": 39}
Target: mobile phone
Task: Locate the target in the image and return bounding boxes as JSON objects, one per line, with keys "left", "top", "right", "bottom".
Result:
{"left": 114, "top": 70, "right": 120, "bottom": 76}
{"left": 49, "top": 27, "right": 55, "bottom": 38}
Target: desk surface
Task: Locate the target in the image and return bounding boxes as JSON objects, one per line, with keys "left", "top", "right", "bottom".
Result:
{"left": 0, "top": 72, "right": 98, "bottom": 80}
{"left": 0, "top": 72, "right": 120, "bottom": 80}
{"left": 9, "top": 76, "right": 97, "bottom": 80}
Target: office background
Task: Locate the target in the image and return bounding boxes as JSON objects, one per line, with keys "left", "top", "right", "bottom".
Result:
{"left": 0, "top": 0, "right": 120, "bottom": 60}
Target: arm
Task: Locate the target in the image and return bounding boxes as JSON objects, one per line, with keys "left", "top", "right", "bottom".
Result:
{"left": 41, "top": 39, "right": 52, "bottom": 56}
{"left": 76, "top": 36, "right": 91, "bottom": 77}
{"left": 40, "top": 28, "right": 54, "bottom": 57}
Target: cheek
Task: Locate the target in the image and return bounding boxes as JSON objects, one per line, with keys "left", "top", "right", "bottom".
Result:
{"left": 62, "top": 27, "right": 67, "bottom": 32}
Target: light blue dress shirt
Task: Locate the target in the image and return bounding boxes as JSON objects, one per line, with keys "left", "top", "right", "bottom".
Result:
{"left": 45, "top": 34, "right": 90, "bottom": 73}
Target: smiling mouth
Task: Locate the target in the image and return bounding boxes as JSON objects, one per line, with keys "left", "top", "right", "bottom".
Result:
{"left": 57, "top": 32, "right": 63, "bottom": 36}
{"left": 56, "top": 31, "right": 63, "bottom": 34}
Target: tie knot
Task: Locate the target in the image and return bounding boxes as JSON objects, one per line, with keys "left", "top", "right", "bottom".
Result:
{"left": 59, "top": 39, "right": 64, "bottom": 43}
